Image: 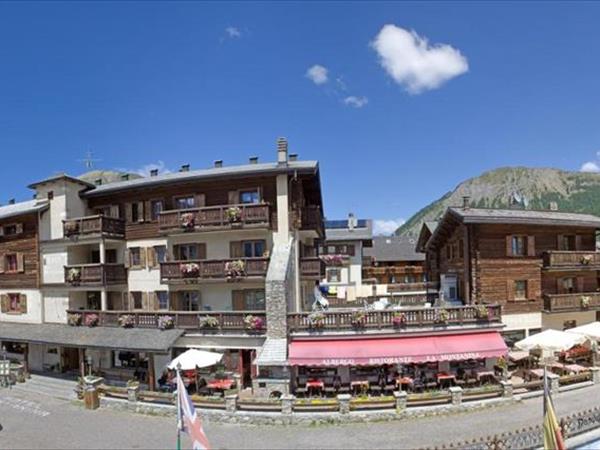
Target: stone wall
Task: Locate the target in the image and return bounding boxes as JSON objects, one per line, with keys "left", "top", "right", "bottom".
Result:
{"left": 265, "top": 237, "right": 295, "bottom": 340}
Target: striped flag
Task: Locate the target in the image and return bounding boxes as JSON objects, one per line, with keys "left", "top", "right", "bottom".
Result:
{"left": 543, "top": 368, "right": 566, "bottom": 450}
{"left": 177, "top": 371, "right": 211, "bottom": 450}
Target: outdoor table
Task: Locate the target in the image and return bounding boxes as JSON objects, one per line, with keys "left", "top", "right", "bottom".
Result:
{"left": 350, "top": 380, "right": 369, "bottom": 395}
{"left": 550, "top": 362, "right": 567, "bottom": 375}
{"left": 475, "top": 370, "right": 495, "bottom": 383}
{"left": 527, "top": 368, "right": 545, "bottom": 381}
{"left": 207, "top": 379, "right": 235, "bottom": 391}
{"left": 565, "top": 364, "right": 589, "bottom": 374}
{"left": 436, "top": 372, "right": 456, "bottom": 388}
{"left": 306, "top": 379, "right": 325, "bottom": 396}
{"left": 396, "top": 376, "right": 414, "bottom": 390}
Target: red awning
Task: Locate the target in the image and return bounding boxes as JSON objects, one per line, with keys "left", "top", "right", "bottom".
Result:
{"left": 289, "top": 332, "right": 508, "bottom": 366}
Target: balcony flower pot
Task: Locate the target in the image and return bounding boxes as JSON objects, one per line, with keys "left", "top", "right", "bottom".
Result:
{"left": 226, "top": 206, "right": 242, "bottom": 224}
{"left": 244, "top": 315, "right": 264, "bottom": 332}
{"left": 158, "top": 315, "right": 174, "bottom": 330}
{"left": 581, "top": 255, "right": 594, "bottom": 265}
{"left": 64, "top": 221, "right": 80, "bottom": 237}
{"left": 320, "top": 254, "right": 345, "bottom": 266}
{"left": 308, "top": 311, "right": 326, "bottom": 329}
{"left": 180, "top": 213, "right": 196, "bottom": 230}
{"left": 350, "top": 310, "right": 367, "bottom": 328}
{"left": 474, "top": 305, "right": 489, "bottom": 320}
{"left": 67, "top": 268, "right": 82, "bottom": 285}
{"left": 118, "top": 314, "right": 135, "bottom": 328}
{"left": 67, "top": 312, "right": 83, "bottom": 326}
{"left": 84, "top": 313, "right": 99, "bottom": 327}
{"left": 198, "top": 316, "right": 220, "bottom": 330}
{"left": 434, "top": 309, "right": 450, "bottom": 325}
{"left": 581, "top": 296, "right": 591, "bottom": 309}
{"left": 392, "top": 312, "right": 407, "bottom": 328}
{"left": 225, "top": 260, "right": 246, "bottom": 280}
{"left": 180, "top": 263, "right": 200, "bottom": 278}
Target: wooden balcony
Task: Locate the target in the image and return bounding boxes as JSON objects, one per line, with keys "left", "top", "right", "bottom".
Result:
{"left": 66, "top": 309, "right": 266, "bottom": 334}
{"left": 364, "top": 265, "right": 425, "bottom": 276}
{"left": 543, "top": 251, "right": 600, "bottom": 270}
{"left": 288, "top": 304, "right": 502, "bottom": 334}
{"left": 64, "top": 264, "right": 127, "bottom": 286}
{"left": 158, "top": 203, "right": 270, "bottom": 233}
{"left": 300, "top": 257, "right": 325, "bottom": 279}
{"left": 160, "top": 258, "right": 269, "bottom": 283}
{"left": 294, "top": 206, "right": 324, "bottom": 235}
{"left": 543, "top": 292, "right": 600, "bottom": 312}
{"left": 387, "top": 282, "right": 439, "bottom": 293}
{"left": 63, "top": 215, "right": 125, "bottom": 238}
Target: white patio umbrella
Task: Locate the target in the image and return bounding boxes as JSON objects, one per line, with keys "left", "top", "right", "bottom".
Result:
{"left": 167, "top": 349, "right": 223, "bottom": 371}
{"left": 566, "top": 322, "right": 600, "bottom": 341}
{"left": 514, "top": 329, "right": 588, "bottom": 355}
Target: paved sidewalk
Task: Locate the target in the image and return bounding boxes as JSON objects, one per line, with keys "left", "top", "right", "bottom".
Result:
{"left": 1, "top": 383, "right": 600, "bottom": 449}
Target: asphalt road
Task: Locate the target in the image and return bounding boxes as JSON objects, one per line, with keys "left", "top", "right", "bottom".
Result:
{"left": 2, "top": 384, "right": 600, "bottom": 449}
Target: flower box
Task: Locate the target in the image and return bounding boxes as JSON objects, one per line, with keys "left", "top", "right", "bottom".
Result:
{"left": 180, "top": 263, "right": 200, "bottom": 278}
{"left": 118, "top": 314, "right": 135, "bottom": 328}
{"left": 581, "top": 255, "right": 594, "bottom": 265}
{"left": 180, "top": 213, "right": 196, "bottom": 230}
{"left": 226, "top": 207, "right": 242, "bottom": 223}
{"left": 66, "top": 267, "right": 82, "bottom": 284}
{"left": 320, "top": 254, "right": 345, "bottom": 266}
{"left": 198, "top": 316, "right": 220, "bottom": 329}
{"left": 474, "top": 305, "right": 489, "bottom": 320}
{"left": 581, "top": 296, "right": 591, "bottom": 309}
{"left": 350, "top": 310, "right": 367, "bottom": 328}
{"left": 434, "top": 309, "right": 450, "bottom": 325}
{"left": 308, "top": 312, "right": 326, "bottom": 329}
{"left": 225, "top": 260, "right": 246, "bottom": 279}
{"left": 158, "top": 315, "right": 174, "bottom": 330}
{"left": 84, "top": 313, "right": 99, "bottom": 327}
{"left": 64, "top": 221, "right": 80, "bottom": 236}
{"left": 244, "top": 315, "right": 264, "bottom": 331}
{"left": 392, "top": 312, "right": 407, "bottom": 327}
{"left": 67, "top": 313, "right": 82, "bottom": 326}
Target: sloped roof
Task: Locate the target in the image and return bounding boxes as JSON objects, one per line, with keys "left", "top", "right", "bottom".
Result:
{"left": 364, "top": 236, "right": 425, "bottom": 262}
{"left": 449, "top": 207, "right": 600, "bottom": 227}
{"left": 28, "top": 174, "right": 95, "bottom": 190}
{"left": 0, "top": 199, "right": 48, "bottom": 221}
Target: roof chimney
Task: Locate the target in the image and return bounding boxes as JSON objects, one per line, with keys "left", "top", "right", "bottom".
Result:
{"left": 277, "top": 137, "right": 288, "bottom": 165}
{"left": 150, "top": 169, "right": 159, "bottom": 177}
{"left": 180, "top": 164, "right": 190, "bottom": 172}
{"left": 462, "top": 196, "right": 471, "bottom": 210}
{"left": 214, "top": 160, "right": 223, "bottom": 168}
{"left": 289, "top": 153, "right": 298, "bottom": 162}
{"left": 121, "top": 174, "right": 129, "bottom": 181}
{"left": 348, "top": 212, "right": 357, "bottom": 230}
{"left": 95, "top": 179, "right": 102, "bottom": 186}
{"left": 8, "top": 198, "right": 15, "bottom": 205}
{"left": 549, "top": 201, "right": 558, "bottom": 211}
{"left": 249, "top": 156, "right": 258, "bottom": 165}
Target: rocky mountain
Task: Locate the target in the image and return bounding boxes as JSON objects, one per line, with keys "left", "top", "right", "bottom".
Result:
{"left": 78, "top": 170, "right": 142, "bottom": 185}
{"left": 395, "top": 167, "right": 600, "bottom": 236}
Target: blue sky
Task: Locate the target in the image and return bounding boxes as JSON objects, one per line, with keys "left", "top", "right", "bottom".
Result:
{"left": 2, "top": 2, "right": 600, "bottom": 234}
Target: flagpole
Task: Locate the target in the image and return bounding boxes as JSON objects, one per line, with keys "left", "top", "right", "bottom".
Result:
{"left": 176, "top": 362, "right": 182, "bottom": 450}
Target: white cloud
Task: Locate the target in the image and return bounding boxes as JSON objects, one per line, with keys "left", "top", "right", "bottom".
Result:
{"left": 343, "top": 96, "right": 368, "bottom": 108}
{"left": 306, "top": 64, "right": 329, "bottom": 85}
{"left": 373, "top": 218, "right": 405, "bottom": 236}
{"left": 129, "top": 161, "right": 172, "bottom": 177}
{"left": 371, "top": 24, "right": 469, "bottom": 94}
{"left": 581, "top": 161, "right": 600, "bottom": 173}
{"left": 225, "top": 26, "right": 242, "bottom": 39}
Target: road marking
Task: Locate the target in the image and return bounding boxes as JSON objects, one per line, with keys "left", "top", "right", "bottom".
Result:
{"left": 0, "top": 396, "right": 50, "bottom": 417}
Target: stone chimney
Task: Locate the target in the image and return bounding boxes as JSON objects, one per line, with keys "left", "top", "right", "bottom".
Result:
{"left": 150, "top": 169, "right": 158, "bottom": 177}
{"left": 95, "top": 179, "right": 102, "bottom": 186}
{"left": 462, "top": 196, "right": 471, "bottom": 210}
{"left": 121, "top": 174, "right": 130, "bottom": 181}
{"left": 348, "top": 212, "right": 357, "bottom": 230}
{"left": 8, "top": 198, "right": 15, "bottom": 205}
{"left": 180, "top": 164, "right": 190, "bottom": 172}
{"left": 289, "top": 153, "right": 298, "bottom": 162}
{"left": 277, "top": 137, "right": 288, "bottom": 165}
{"left": 214, "top": 160, "right": 223, "bottom": 168}
{"left": 249, "top": 156, "right": 258, "bottom": 165}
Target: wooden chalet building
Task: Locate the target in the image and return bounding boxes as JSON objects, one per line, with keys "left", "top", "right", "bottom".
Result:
{"left": 418, "top": 200, "right": 600, "bottom": 344}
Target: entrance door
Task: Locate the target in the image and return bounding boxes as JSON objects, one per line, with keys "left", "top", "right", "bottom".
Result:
{"left": 61, "top": 347, "right": 80, "bottom": 372}
{"left": 241, "top": 350, "right": 253, "bottom": 387}
{"left": 441, "top": 274, "right": 458, "bottom": 302}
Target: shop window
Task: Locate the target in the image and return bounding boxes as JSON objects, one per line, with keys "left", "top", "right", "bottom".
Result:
{"left": 3, "top": 341, "right": 25, "bottom": 354}
{"left": 514, "top": 280, "right": 528, "bottom": 300}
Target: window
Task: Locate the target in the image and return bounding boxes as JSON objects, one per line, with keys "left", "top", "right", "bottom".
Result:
{"left": 178, "top": 244, "right": 199, "bottom": 261}
{"left": 502, "top": 329, "right": 526, "bottom": 348}
{"left": 242, "top": 240, "right": 265, "bottom": 258}
{"left": 130, "top": 248, "right": 142, "bottom": 267}
{"left": 131, "top": 203, "right": 140, "bottom": 223}
{"left": 244, "top": 290, "right": 266, "bottom": 310}
{"left": 154, "top": 245, "right": 167, "bottom": 264}
{"left": 8, "top": 293, "right": 20, "bottom": 312}
{"left": 458, "top": 240, "right": 464, "bottom": 258}
{"left": 511, "top": 236, "right": 527, "bottom": 256}
{"left": 181, "top": 292, "right": 200, "bottom": 311}
{"left": 150, "top": 200, "right": 164, "bottom": 221}
{"left": 131, "top": 292, "right": 143, "bottom": 310}
{"left": 175, "top": 196, "right": 195, "bottom": 210}
{"left": 326, "top": 268, "right": 341, "bottom": 283}
{"left": 3, "top": 225, "right": 17, "bottom": 236}
{"left": 239, "top": 190, "right": 260, "bottom": 204}
{"left": 514, "top": 280, "right": 528, "bottom": 300}
{"left": 5, "top": 254, "right": 18, "bottom": 272}
{"left": 561, "top": 277, "right": 575, "bottom": 294}
{"left": 156, "top": 291, "right": 169, "bottom": 310}
{"left": 47, "top": 191, "right": 54, "bottom": 200}
{"left": 560, "top": 235, "right": 576, "bottom": 251}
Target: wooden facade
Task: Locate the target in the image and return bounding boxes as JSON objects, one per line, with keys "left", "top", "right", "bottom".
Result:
{"left": 0, "top": 212, "right": 40, "bottom": 289}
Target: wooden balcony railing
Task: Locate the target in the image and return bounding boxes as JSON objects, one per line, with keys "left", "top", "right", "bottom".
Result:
{"left": 65, "top": 309, "right": 266, "bottom": 333}
{"left": 387, "top": 282, "right": 439, "bottom": 293}
{"left": 288, "top": 304, "right": 502, "bottom": 333}
{"left": 160, "top": 258, "right": 269, "bottom": 282}
{"left": 300, "top": 257, "right": 325, "bottom": 279}
{"left": 293, "top": 206, "right": 324, "bottom": 234}
{"left": 364, "top": 265, "right": 426, "bottom": 276}
{"left": 63, "top": 215, "right": 125, "bottom": 238}
{"left": 158, "top": 203, "right": 270, "bottom": 233}
{"left": 64, "top": 264, "right": 127, "bottom": 286}
{"left": 543, "top": 251, "right": 600, "bottom": 269}
{"left": 543, "top": 292, "right": 600, "bottom": 312}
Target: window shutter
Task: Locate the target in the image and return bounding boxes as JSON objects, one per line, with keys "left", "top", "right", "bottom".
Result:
{"left": 19, "top": 294, "right": 27, "bottom": 314}
{"left": 198, "top": 243, "right": 207, "bottom": 260}
{"left": 125, "top": 203, "right": 133, "bottom": 223}
{"left": 0, "top": 295, "right": 8, "bottom": 313}
{"left": 526, "top": 281, "right": 535, "bottom": 300}
{"left": 16, "top": 253, "right": 24, "bottom": 273}
{"left": 110, "top": 205, "right": 120, "bottom": 218}
{"left": 123, "top": 249, "right": 131, "bottom": 268}
{"left": 121, "top": 292, "right": 129, "bottom": 310}
{"left": 577, "top": 277, "right": 585, "bottom": 293}
{"left": 137, "top": 202, "right": 145, "bottom": 222}
{"left": 147, "top": 247, "right": 157, "bottom": 268}
{"left": 195, "top": 194, "right": 206, "bottom": 207}
{"left": 142, "top": 292, "right": 149, "bottom": 310}
{"left": 15, "top": 223, "right": 23, "bottom": 234}
{"left": 230, "top": 241, "right": 243, "bottom": 258}
{"left": 506, "top": 280, "right": 515, "bottom": 301}
{"left": 527, "top": 236, "right": 536, "bottom": 257}
{"left": 557, "top": 235, "right": 564, "bottom": 251}
{"left": 128, "top": 292, "right": 134, "bottom": 310}
{"left": 575, "top": 235, "right": 582, "bottom": 251}
{"left": 506, "top": 236, "right": 513, "bottom": 257}
{"left": 169, "top": 292, "right": 178, "bottom": 311}
{"left": 172, "top": 245, "right": 180, "bottom": 261}
{"left": 557, "top": 278, "right": 563, "bottom": 294}
{"left": 151, "top": 292, "right": 159, "bottom": 311}
{"left": 257, "top": 186, "right": 263, "bottom": 203}
{"left": 144, "top": 201, "right": 152, "bottom": 222}
{"left": 139, "top": 247, "right": 147, "bottom": 268}
{"left": 228, "top": 191, "right": 239, "bottom": 205}
{"left": 0, "top": 227, "right": 4, "bottom": 237}
{"left": 347, "top": 245, "right": 355, "bottom": 256}
{"left": 232, "top": 290, "right": 245, "bottom": 311}
{"left": 0, "top": 255, "right": 5, "bottom": 274}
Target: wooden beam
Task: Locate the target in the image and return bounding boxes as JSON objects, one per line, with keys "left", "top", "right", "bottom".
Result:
{"left": 148, "top": 353, "right": 156, "bottom": 392}
{"left": 78, "top": 348, "right": 85, "bottom": 379}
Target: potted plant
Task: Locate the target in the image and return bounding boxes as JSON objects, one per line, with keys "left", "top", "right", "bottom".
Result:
{"left": 474, "top": 304, "right": 489, "bottom": 320}
{"left": 180, "top": 262, "right": 200, "bottom": 278}
{"left": 198, "top": 316, "right": 220, "bottom": 329}
{"left": 225, "top": 260, "right": 246, "bottom": 279}
{"left": 435, "top": 309, "right": 450, "bottom": 325}
{"left": 320, "top": 254, "right": 344, "bottom": 266}
{"left": 244, "top": 314, "right": 265, "bottom": 331}
{"left": 308, "top": 311, "right": 326, "bottom": 329}
{"left": 581, "top": 295, "right": 591, "bottom": 309}
{"left": 392, "top": 312, "right": 407, "bottom": 328}
{"left": 158, "top": 315, "right": 174, "bottom": 330}
{"left": 180, "top": 213, "right": 196, "bottom": 230}
{"left": 64, "top": 221, "right": 79, "bottom": 236}
{"left": 84, "top": 313, "right": 99, "bottom": 327}
{"left": 226, "top": 206, "right": 242, "bottom": 223}
{"left": 581, "top": 254, "right": 594, "bottom": 265}
{"left": 350, "top": 310, "right": 367, "bottom": 328}
{"left": 118, "top": 314, "right": 135, "bottom": 328}
{"left": 67, "top": 312, "right": 82, "bottom": 326}
{"left": 66, "top": 267, "right": 82, "bottom": 285}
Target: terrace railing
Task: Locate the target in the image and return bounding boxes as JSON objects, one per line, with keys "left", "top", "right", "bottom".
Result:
{"left": 64, "top": 264, "right": 127, "bottom": 286}
{"left": 63, "top": 215, "right": 125, "bottom": 238}
{"left": 160, "top": 257, "right": 269, "bottom": 282}
{"left": 300, "top": 257, "right": 326, "bottom": 279}
{"left": 543, "top": 251, "right": 600, "bottom": 269}
{"left": 543, "top": 292, "right": 600, "bottom": 312}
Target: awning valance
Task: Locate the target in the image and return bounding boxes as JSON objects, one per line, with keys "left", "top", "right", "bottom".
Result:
{"left": 289, "top": 332, "right": 508, "bottom": 367}
{"left": 0, "top": 323, "right": 183, "bottom": 353}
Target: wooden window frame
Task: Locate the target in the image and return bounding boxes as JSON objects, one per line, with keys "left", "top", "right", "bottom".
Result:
{"left": 241, "top": 240, "right": 267, "bottom": 258}
{"left": 326, "top": 267, "right": 341, "bottom": 283}
{"left": 4, "top": 253, "right": 21, "bottom": 274}
{"left": 131, "top": 292, "right": 144, "bottom": 310}
{"left": 173, "top": 195, "right": 195, "bottom": 211}
{"left": 155, "top": 291, "right": 169, "bottom": 310}
{"left": 7, "top": 293, "right": 21, "bottom": 314}
{"left": 514, "top": 280, "right": 528, "bottom": 300}
{"left": 511, "top": 235, "right": 527, "bottom": 257}
{"left": 149, "top": 199, "right": 165, "bottom": 222}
